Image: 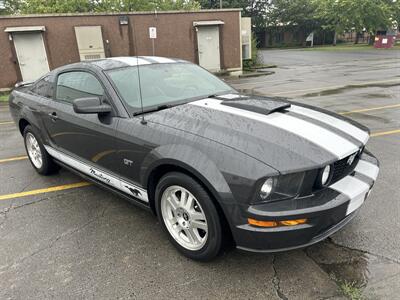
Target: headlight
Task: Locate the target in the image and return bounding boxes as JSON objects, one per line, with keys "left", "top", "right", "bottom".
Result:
{"left": 255, "top": 172, "right": 305, "bottom": 203}
{"left": 260, "top": 178, "right": 274, "bottom": 199}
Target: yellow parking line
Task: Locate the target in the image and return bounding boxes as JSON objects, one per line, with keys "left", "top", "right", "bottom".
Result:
{"left": 0, "top": 155, "right": 28, "bottom": 163}
{"left": 371, "top": 129, "right": 400, "bottom": 137}
{"left": 0, "top": 182, "right": 91, "bottom": 201}
{"left": 0, "top": 121, "right": 13, "bottom": 125}
{"left": 340, "top": 103, "right": 400, "bottom": 115}
{"left": 271, "top": 79, "right": 400, "bottom": 96}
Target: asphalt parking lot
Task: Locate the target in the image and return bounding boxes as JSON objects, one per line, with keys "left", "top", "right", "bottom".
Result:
{"left": 1, "top": 48, "right": 399, "bottom": 299}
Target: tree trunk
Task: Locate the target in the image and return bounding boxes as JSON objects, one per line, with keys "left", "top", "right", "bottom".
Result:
{"left": 354, "top": 32, "right": 359, "bottom": 44}
{"left": 333, "top": 31, "right": 337, "bottom": 46}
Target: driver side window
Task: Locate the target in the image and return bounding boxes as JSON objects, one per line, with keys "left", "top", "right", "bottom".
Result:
{"left": 56, "top": 71, "right": 104, "bottom": 104}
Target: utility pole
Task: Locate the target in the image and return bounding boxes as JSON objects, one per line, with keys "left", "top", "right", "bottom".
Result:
{"left": 220, "top": 0, "right": 222, "bottom": 9}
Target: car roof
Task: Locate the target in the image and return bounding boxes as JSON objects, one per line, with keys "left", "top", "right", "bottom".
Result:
{"left": 88, "top": 56, "right": 188, "bottom": 70}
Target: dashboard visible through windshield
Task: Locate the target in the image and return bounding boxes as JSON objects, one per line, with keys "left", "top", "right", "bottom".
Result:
{"left": 106, "top": 62, "right": 234, "bottom": 114}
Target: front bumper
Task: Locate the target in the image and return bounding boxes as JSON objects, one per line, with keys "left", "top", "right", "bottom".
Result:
{"left": 232, "top": 151, "right": 379, "bottom": 252}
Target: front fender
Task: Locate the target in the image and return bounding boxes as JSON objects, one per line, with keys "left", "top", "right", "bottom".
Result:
{"left": 141, "top": 144, "right": 232, "bottom": 204}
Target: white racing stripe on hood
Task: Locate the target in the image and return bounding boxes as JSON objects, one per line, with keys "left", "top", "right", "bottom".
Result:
{"left": 354, "top": 160, "right": 379, "bottom": 181}
{"left": 289, "top": 105, "right": 369, "bottom": 144}
{"left": 190, "top": 99, "right": 359, "bottom": 159}
{"left": 109, "top": 57, "right": 152, "bottom": 66}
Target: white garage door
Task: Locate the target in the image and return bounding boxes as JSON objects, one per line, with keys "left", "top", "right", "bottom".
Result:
{"left": 13, "top": 32, "right": 50, "bottom": 82}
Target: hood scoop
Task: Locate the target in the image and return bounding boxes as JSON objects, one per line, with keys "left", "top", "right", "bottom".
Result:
{"left": 220, "top": 98, "right": 291, "bottom": 115}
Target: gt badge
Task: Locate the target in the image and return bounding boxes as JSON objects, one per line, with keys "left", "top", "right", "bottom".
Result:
{"left": 123, "top": 158, "right": 133, "bottom": 166}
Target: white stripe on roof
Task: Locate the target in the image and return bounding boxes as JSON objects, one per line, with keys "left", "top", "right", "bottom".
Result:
{"left": 109, "top": 57, "right": 152, "bottom": 66}
{"left": 146, "top": 56, "right": 176, "bottom": 63}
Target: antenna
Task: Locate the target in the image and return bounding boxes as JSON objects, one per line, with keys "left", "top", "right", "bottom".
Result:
{"left": 132, "top": 21, "right": 147, "bottom": 125}
{"left": 136, "top": 56, "right": 147, "bottom": 125}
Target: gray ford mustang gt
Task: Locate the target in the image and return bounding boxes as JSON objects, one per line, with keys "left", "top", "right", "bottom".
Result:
{"left": 9, "top": 56, "right": 379, "bottom": 261}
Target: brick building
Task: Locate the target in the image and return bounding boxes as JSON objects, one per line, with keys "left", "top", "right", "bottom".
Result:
{"left": 0, "top": 9, "right": 243, "bottom": 90}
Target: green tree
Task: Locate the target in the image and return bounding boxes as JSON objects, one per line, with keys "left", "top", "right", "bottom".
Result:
{"left": 266, "top": 0, "right": 320, "bottom": 44}
{"left": 3, "top": 0, "right": 200, "bottom": 14}
{"left": 315, "top": 0, "right": 394, "bottom": 45}
{"left": 199, "top": 0, "right": 270, "bottom": 32}
{"left": 0, "top": 0, "right": 23, "bottom": 14}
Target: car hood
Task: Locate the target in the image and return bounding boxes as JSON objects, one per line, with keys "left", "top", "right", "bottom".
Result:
{"left": 145, "top": 94, "right": 370, "bottom": 173}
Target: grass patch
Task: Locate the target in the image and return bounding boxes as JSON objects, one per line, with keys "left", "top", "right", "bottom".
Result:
{"left": 262, "top": 43, "right": 400, "bottom": 51}
{"left": 340, "top": 280, "right": 364, "bottom": 300}
{"left": 303, "top": 43, "right": 400, "bottom": 51}
{"left": 0, "top": 93, "right": 10, "bottom": 102}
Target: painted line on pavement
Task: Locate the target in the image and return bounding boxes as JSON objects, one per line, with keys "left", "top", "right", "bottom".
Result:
{"left": 340, "top": 103, "right": 400, "bottom": 115}
{"left": 370, "top": 129, "right": 400, "bottom": 138}
{"left": 270, "top": 79, "right": 400, "bottom": 96}
{"left": 0, "top": 121, "right": 13, "bottom": 125}
{"left": 0, "top": 155, "right": 28, "bottom": 163}
{"left": 0, "top": 182, "right": 91, "bottom": 201}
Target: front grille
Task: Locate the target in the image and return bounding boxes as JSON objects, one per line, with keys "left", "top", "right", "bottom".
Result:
{"left": 331, "top": 150, "right": 362, "bottom": 183}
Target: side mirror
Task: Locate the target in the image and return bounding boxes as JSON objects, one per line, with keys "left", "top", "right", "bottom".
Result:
{"left": 73, "top": 97, "right": 112, "bottom": 114}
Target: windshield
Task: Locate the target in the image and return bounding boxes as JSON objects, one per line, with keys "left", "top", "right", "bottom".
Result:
{"left": 106, "top": 62, "right": 234, "bottom": 113}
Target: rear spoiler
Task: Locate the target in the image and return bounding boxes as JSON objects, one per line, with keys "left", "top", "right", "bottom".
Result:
{"left": 15, "top": 81, "right": 34, "bottom": 88}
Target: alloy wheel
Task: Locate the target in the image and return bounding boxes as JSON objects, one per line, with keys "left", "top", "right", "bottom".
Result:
{"left": 161, "top": 185, "right": 208, "bottom": 251}
{"left": 26, "top": 132, "right": 43, "bottom": 169}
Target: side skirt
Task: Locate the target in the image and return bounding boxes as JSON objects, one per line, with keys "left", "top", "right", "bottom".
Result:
{"left": 54, "top": 160, "right": 152, "bottom": 212}
{"left": 44, "top": 145, "right": 150, "bottom": 206}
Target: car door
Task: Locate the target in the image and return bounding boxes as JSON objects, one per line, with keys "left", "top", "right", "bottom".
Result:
{"left": 41, "top": 69, "right": 120, "bottom": 174}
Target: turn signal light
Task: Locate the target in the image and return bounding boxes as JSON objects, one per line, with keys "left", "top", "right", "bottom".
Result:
{"left": 247, "top": 219, "right": 278, "bottom": 227}
{"left": 248, "top": 218, "right": 307, "bottom": 228}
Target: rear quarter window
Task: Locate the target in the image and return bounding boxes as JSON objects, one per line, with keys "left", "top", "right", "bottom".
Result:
{"left": 32, "top": 76, "right": 54, "bottom": 98}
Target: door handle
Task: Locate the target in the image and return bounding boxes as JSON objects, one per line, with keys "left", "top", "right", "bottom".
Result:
{"left": 48, "top": 112, "right": 59, "bottom": 121}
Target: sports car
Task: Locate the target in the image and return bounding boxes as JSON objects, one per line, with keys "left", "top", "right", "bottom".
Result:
{"left": 9, "top": 56, "right": 379, "bottom": 261}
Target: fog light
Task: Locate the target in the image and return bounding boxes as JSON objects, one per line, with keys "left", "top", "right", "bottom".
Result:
{"left": 279, "top": 219, "right": 307, "bottom": 226}
{"left": 260, "top": 178, "right": 274, "bottom": 199}
{"left": 321, "top": 165, "right": 331, "bottom": 186}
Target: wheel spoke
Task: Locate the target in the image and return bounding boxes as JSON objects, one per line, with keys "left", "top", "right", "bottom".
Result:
{"left": 184, "top": 228, "right": 200, "bottom": 245}
{"left": 167, "top": 194, "right": 179, "bottom": 211}
{"left": 168, "top": 216, "right": 178, "bottom": 226}
{"left": 191, "top": 220, "right": 207, "bottom": 231}
{"left": 180, "top": 189, "right": 188, "bottom": 205}
{"left": 184, "top": 195, "right": 194, "bottom": 211}
{"left": 191, "top": 211, "right": 205, "bottom": 222}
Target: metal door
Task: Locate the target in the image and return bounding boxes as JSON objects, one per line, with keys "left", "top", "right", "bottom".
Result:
{"left": 197, "top": 26, "right": 221, "bottom": 72}
{"left": 13, "top": 32, "right": 50, "bottom": 82}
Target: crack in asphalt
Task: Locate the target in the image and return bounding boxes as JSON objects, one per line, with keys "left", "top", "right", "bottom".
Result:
{"left": 0, "top": 204, "right": 110, "bottom": 273}
{"left": 303, "top": 249, "right": 346, "bottom": 299}
{"left": 0, "top": 188, "right": 90, "bottom": 233}
{"left": 271, "top": 255, "right": 288, "bottom": 300}
{"left": 327, "top": 237, "right": 400, "bottom": 265}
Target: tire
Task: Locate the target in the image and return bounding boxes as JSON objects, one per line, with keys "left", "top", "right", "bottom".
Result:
{"left": 155, "top": 172, "right": 223, "bottom": 261}
{"left": 23, "top": 125, "right": 59, "bottom": 175}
